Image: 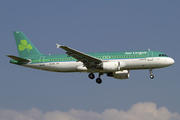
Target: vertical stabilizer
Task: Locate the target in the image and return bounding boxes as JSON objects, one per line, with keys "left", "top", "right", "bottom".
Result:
{"left": 13, "top": 31, "right": 43, "bottom": 58}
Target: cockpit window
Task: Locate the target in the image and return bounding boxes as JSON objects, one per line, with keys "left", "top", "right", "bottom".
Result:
{"left": 159, "top": 54, "right": 168, "bottom": 57}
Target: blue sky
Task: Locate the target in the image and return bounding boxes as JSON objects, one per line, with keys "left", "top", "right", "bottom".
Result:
{"left": 1, "top": 1, "right": 180, "bottom": 119}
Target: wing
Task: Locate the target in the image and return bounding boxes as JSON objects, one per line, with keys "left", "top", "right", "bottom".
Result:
{"left": 56, "top": 44, "right": 102, "bottom": 68}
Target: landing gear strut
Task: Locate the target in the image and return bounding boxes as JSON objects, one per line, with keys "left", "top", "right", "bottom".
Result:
{"left": 149, "top": 68, "right": 154, "bottom": 79}
{"left": 96, "top": 73, "right": 103, "bottom": 84}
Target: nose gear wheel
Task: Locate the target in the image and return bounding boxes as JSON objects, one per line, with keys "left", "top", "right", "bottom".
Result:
{"left": 150, "top": 74, "right": 154, "bottom": 79}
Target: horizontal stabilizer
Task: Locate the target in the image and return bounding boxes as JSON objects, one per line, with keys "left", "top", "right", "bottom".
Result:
{"left": 6, "top": 55, "right": 30, "bottom": 63}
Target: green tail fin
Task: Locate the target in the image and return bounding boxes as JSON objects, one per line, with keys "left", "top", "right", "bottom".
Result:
{"left": 13, "top": 31, "right": 43, "bottom": 58}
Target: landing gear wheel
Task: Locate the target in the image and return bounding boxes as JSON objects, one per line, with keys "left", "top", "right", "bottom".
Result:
{"left": 150, "top": 75, "right": 154, "bottom": 79}
{"left": 88, "top": 73, "right": 95, "bottom": 79}
{"left": 96, "top": 78, "right": 102, "bottom": 84}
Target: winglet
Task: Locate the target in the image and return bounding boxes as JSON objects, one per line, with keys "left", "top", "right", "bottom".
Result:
{"left": 56, "top": 43, "right": 61, "bottom": 48}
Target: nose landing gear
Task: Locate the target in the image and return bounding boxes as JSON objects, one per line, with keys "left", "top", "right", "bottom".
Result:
{"left": 149, "top": 69, "right": 154, "bottom": 79}
{"left": 150, "top": 74, "right": 154, "bottom": 79}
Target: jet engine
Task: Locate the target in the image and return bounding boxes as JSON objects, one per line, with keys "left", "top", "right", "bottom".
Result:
{"left": 96, "top": 61, "right": 126, "bottom": 71}
{"left": 102, "top": 61, "right": 120, "bottom": 71}
{"left": 107, "top": 70, "right": 129, "bottom": 79}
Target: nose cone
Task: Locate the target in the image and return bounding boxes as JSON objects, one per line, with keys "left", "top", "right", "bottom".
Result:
{"left": 167, "top": 57, "right": 175, "bottom": 65}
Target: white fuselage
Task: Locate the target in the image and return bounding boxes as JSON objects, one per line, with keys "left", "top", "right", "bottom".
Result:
{"left": 23, "top": 57, "right": 174, "bottom": 73}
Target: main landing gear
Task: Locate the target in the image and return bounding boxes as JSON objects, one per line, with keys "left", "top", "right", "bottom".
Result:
{"left": 96, "top": 78, "right": 102, "bottom": 84}
{"left": 88, "top": 73, "right": 103, "bottom": 84}
{"left": 88, "top": 73, "right": 95, "bottom": 79}
{"left": 149, "top": 68, "right": 154, "bottom": 79}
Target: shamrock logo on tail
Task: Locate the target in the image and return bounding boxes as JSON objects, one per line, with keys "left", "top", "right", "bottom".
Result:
{"left": 18, "top": 40, "right": 33, "bottom": 52}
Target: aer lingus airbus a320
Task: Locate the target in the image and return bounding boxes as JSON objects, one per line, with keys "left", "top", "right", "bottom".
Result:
{"left": 7, "top": 31, "right": 174, "bottom": 84}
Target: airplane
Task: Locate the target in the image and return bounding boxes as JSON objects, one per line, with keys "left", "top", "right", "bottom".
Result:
{"left": 7, "top": 31, "right": 174, "bottom": 84}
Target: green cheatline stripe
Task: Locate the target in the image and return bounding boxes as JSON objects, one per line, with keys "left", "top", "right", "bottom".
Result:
{"left": 30, "top": 55, "right": 147, "bottom": 63}
{"left": 21, "top": 50, "right": 166, "bottom": 64}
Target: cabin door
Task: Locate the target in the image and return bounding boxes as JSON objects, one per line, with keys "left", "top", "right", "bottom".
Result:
{"left": 39, "top": 56, "right": 45, "bottom": 66}
{"left": 148, "top": 51, "right": 153, "bottom": 61}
